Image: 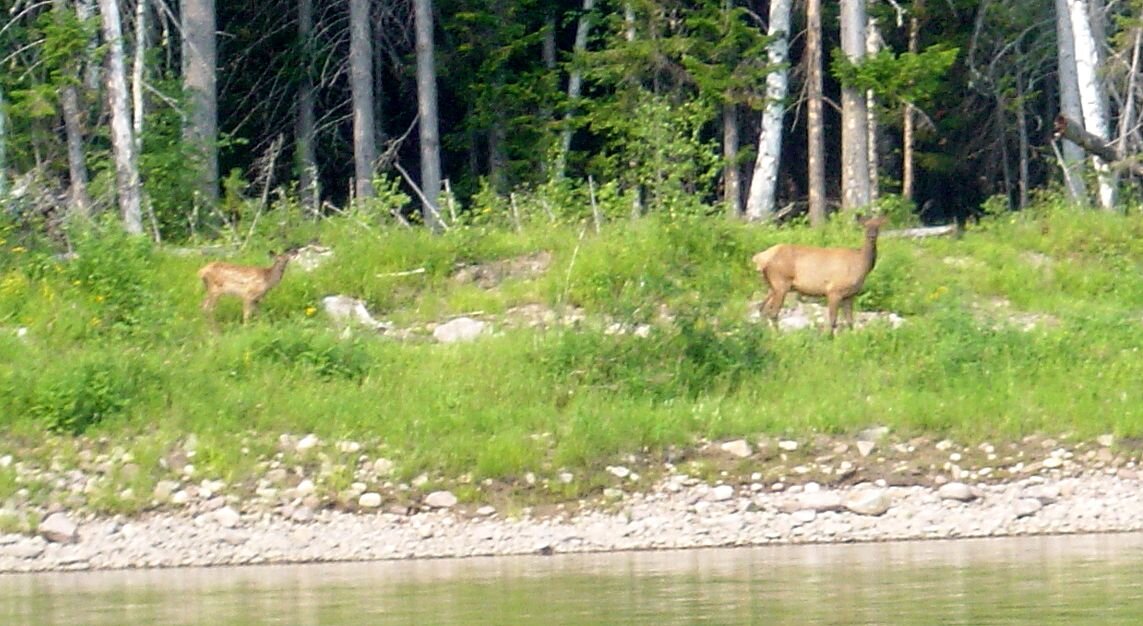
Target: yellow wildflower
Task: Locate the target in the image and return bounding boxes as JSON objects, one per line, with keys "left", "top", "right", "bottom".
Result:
{"left": 305, "top": 306, "right": 317, "bottom": 317}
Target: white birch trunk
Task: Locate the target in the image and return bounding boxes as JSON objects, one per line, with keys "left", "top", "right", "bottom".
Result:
{"left": 555, "top": 0, "right": 594, "bottom": 179}
{"left": 744, "top": 0, "right": 791, "bottom": 221}
{"left": 349, "top": 0, "right": 375, "bottom": 200}
{"left": 1055, "top": 0, "right": 1088, "bottom": 202}
{"left": 840, "top": 0, "right": 871, "bottom": 210}
{"left": 98, "top": 0, "right": 143, "bottom": 234}
{"left": 806, "top": 0, "right": 825, "bottom": 226}
{"left": 1066, "top": 0, "right": 1117, "bottom": 210}
{"left": 181, "top": 0, "right": 218, "bottom": 207}
{"left": 723, "top": 103, "right": 740, "bottom": 217}
{"left": 414, "top": 0, "right": 442, "bottom": 229}
{"left": 132, "top": 0, "right": 146, "bottom": 148}
{"left": 865, "top": 7, "right": 880, "bottom": 201}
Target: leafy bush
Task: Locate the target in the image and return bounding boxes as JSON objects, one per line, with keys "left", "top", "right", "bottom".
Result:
{"left": 246, "top": 328, "right": 374, "bottom": 382}
{"left": 5, "top": 351, "right": 162, "bottom": 434}
{"left": 542, "top": 307, "right": 771, "bottom": 401}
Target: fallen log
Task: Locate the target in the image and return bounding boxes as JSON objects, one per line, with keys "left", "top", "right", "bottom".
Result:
{"left": 1053, "top": 115, "right": 1143, "bottom": 177}
{"left": 883, "top": 224, "right": 959, "bottom": 238}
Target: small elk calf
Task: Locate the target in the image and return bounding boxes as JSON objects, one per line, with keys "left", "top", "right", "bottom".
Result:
{"left": 751, "top": 215, "right": 888, "bottom": 333}
{"left": 198, "top": 246, "right": 300, "bottom": 326}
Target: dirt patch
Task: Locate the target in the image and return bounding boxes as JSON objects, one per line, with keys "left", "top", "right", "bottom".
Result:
{"left": 452, "top": 251, "right": 553, "bottom": 288}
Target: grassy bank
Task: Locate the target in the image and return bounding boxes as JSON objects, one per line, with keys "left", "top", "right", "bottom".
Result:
{"left": 2, "top": 202, "right": 1143, "bottom": 516}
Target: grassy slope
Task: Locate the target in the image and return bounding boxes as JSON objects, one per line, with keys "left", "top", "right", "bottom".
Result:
{"left": 2, "top": 205, "right": 1143, "bottom": 512}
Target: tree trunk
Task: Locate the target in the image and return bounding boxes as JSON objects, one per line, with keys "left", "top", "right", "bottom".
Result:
{"left": 0, "top": 82, "right": 6, "bottom": 199}
{"left": 745, "top": 0, "right": 791, "bottom": 222}
{"left": 131, "top": 0, "right": 146, "bottom": 146}
{"left": 723, "top": 103, "right": 740, "bottom": 217}
{"left": 1066, "top": 0, "right": 1117, "bottom": 210}
{"left": 1054, "top": 0, "right": 1088, "bottom": 203}
{"left": 1116, "top": 27, "right": 1141, "bottom": 161}
{"left": 1016, "top": 70, "right": 1029, "bottom": 209}
{"left": 806, "top": 0, "right": 826, "bottom": 226}
{"left": 297, "top": 0, "right": 319, "bottom": 215}
{"left": 181, "top": 0, "right": 218, "bottom": 208}
{"left": 865, "top": 5, "right": 880, "bottom": 201}
{"left": 414, "top": 0, "right": 442, "bottom": 230}
{"left": 902, "top": 0, "right": 922, "bottom": 202}
{"left": 98, "top": 0, "right": 142, "bottom": 234}
{"left": 54, "top": 0, "right": 92, "bottom": 219}
{"left": 840, "top": 0, "right": 870, "bottom": 210}
{"left": 349, "top": 0, "right": 376, "bottom": 200}
{"left": 556, "top": 0, "right": 594, "bottom": 179}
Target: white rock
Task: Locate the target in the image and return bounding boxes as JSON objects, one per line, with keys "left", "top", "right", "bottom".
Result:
{"left": 1043, "top": 456, "right": 1064, "bottom": 469}
{"left": 607, "top": 466, "right": 631, "bottom": 479}
{"left": 558, "top": 472, "right": 574, "bottom": 484}
{"left": 778, "top": 315, "right": 812, "bottom": 332}
{"left": 844, "top": 489, "right": 891, "bottom": 516}
{"left": 322, "top": 295, "right": 390, "bottom": 333}
{"left": 937, "top": 482, "right": 977, "bottom": 502}
{"left": 373, "top": 458, "right": 395, "bottom": 476}
{"left": 856, "top": 440, "right": 876, "bottom": 457}
{"left": 38, "top": 513, "right": 78, "bottom": 544}
{"left": 295, "top": 479, "right": 316, "bottom": 496}
{"left": 1014, "top": 498, "right": 1043, "bottom": 518}
{"left": 337, "top": 440, "right": 362, "bottom": 454}
{"left": 171, "top": 490, "right": 190, "bottom": 505}
{"left": 296, "top": 434, "right": 320, "bottom": 452}
{"left": 214, "top": 506, "right": 241, "bottom": 528}
{"left": 1097, "top": 434, "right": 1115, "bottom": 447}
{"left": 358, "top": 492, "right": 383, "bottom": 508}
{"left": 782, "top": 491, "right": 843, "bottom": 513}
{"left": 424, "top": 490, "right": 458, "bottom": 509}
{"left": 432, "top": 317, "right": 489, "bottom": 343}
{"left": 476, "top": 505, "right": 497, "bottom": 516}
{"left": 778, "top": 440, "right": 799, "bottom": 452}
{"left": 709, "top": 485, "right": 736, "bottom": 501}
{"left": 1023, "top": 484, "right": 1059, "bottom": 505}
{"left": 720, "top": 439, "right": 753, "bottom": 458}
{"left": 791, "top": 509, "right": 817, "bottom": 525}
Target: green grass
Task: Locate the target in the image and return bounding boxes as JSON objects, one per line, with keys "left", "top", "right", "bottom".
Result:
{"left": 2, "top": 202, "right": 1143, "bottom": 511}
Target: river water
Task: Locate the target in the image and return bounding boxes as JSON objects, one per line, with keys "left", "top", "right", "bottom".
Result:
{"left": 2, "top": 533, "right": 1142, "bottom": 624}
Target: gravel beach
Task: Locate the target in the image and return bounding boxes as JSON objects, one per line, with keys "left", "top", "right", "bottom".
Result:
{"left": 2, "top": 432, "right": 1142, "bottom": 574}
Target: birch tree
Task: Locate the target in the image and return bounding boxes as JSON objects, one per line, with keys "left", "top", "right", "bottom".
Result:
{"left": 1054, "top": 0, "right": 1088, "bottom": 202}
{"left": 840, "top": 0, "right": 871, "bottom": 210}
{"left": 98, "top": 0, "right": 142, "bottom": 234}
{"left": 296, "top": 0, "right": 319, "bottom": 214}
{"left": 556, "top": 0, "right": 595, "bottom": 179}
{"left": 744, "top": 0, "right": 791, "bottom": 221}
{"left": 806, "top": 0, "right": 826, "bottom": 226}
{"left": 349, "top": 0, "right": 376, "bottom": 201}
{"left": 414, "top": 0, "right": 442, "bottom": 230}
{"left": 1066, "top": 0, "right": 1116, "bottom": 210}
{"left": 53, "top": 0, "right": 92, "bottom": 219}
{"left": 182, "top": 0, "right": 218, "bottom": 208}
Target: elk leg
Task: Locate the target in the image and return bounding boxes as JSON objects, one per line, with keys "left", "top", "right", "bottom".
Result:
{"left": 826, "top": 293, "right": 841, "bottom": 335}
{"left": 842, "top": 298, "right": 855, "bottom": 329}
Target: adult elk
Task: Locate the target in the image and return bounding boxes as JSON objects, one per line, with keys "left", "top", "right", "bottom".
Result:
{"left": 752, "top": 215, "right": 888, "bottom": 333}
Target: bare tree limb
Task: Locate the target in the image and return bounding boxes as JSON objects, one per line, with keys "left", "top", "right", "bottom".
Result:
{"left": 1053, "top": 115, "right": 1143, "bottom": 177}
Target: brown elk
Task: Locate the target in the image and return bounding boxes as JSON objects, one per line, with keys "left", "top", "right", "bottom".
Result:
{"left": 198, "top": 246, "right": 300, "bottom": 326}
{"left": 751, "top": 215, "right": 888, "bottom": 333}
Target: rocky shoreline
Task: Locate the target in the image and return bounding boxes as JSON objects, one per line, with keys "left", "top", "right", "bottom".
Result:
{"left": 3, "top": 435, "right": 1143, "bottom": 574}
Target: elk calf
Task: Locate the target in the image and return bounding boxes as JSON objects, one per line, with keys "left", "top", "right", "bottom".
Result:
{"left": 752, "top": 215, "right": 888, "bottom": 333}
{"left": 198, "top": 247, "right": 300, "bottom": 326}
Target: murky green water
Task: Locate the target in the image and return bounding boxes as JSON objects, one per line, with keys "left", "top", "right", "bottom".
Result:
{"left": 2, "top": 533, "right": 1143, "bottom": 625}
